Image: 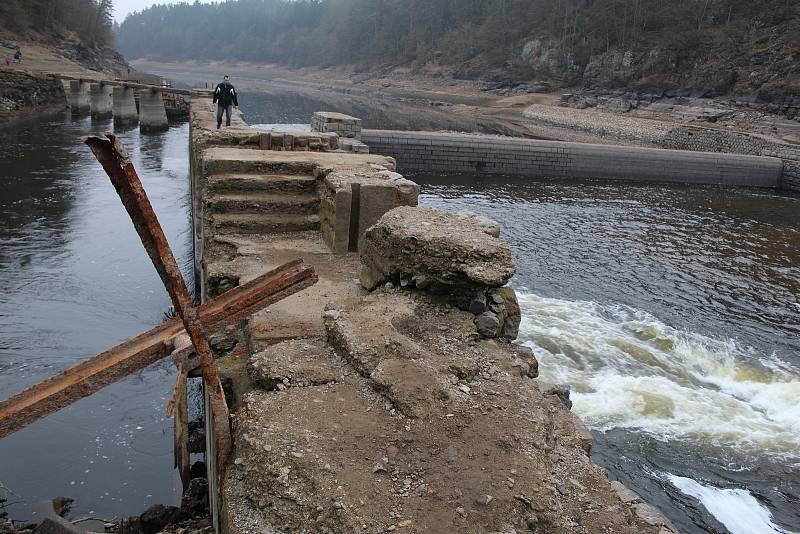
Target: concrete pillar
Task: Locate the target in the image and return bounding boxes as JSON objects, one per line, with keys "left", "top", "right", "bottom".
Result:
{"left": 67, "top": 80, "right": 91, "bottom": 115}
{"left": 90, "top": 83, "right": 113, "bottom": 120}
{"left": 112, "top": 86, "right": 138, "bottom": 126}
{"left": 138, "top": 90, "right": 169, "bottom": 133}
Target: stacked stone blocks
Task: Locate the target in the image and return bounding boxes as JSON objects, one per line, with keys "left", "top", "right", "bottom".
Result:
{"left": 361, "top": 129, "right": 783, "bottom": 188}
{"left": 312, "top": 111, "right": 362, "bottom": 140}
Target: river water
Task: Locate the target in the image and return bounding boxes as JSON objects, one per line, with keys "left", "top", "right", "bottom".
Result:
{"left": 418, "top": 175, "right": 800, "bottom": 534}
{"left": 1, "top": 91, "right": 799, "bottom": 533}
{"left": 0, "top": 114, "right": 191, "bottom": 520}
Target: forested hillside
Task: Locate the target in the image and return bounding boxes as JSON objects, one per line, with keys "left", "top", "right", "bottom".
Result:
{"left": 0, "top": 0, "right": 114, "bottom": 47}
{"left": 117, "top": 0, "right": 800, "bottom": 94}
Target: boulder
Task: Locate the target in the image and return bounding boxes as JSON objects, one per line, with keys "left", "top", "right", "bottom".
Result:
{"left": 138, "top": 504, "right": 182, "bottom": 534}
{"left": 359, "top": 207, "right": 515, "bottom": 297}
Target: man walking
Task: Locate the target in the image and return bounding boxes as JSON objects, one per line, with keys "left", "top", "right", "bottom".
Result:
{"left": 213, "top": 75, "right": 238, "bottom": 129}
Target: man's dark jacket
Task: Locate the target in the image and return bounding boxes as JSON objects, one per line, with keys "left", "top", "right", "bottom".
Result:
{"left": 213, "top": 83, "right": 238, "bottom": 107}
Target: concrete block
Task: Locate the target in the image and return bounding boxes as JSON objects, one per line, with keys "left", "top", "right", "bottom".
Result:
{"left": 67, "top": 80, "right": 90, "bottom": 115}
{"left": 112, "top": 86, "right": 138, "bottom": 125}
{"left": 90, "top": 83, "right": 113, "bottom": 119}
{"left": 139, "top": 90, "right": 168, "bottom": 133}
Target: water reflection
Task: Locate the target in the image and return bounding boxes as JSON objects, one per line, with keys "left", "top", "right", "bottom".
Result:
{"left": 0, "top": 114, "right": 191, "bottom": 520}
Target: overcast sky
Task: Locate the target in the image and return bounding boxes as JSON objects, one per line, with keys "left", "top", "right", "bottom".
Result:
{"left": 114, "top": 0, "right": 214, "bottom": 22}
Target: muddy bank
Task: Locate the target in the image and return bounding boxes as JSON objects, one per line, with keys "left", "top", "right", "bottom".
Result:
{"left": 0, "top": 69, "right": 65, "bottom": 124}
{"left": 133, "top": 61, "right": 550, "bottom": 138}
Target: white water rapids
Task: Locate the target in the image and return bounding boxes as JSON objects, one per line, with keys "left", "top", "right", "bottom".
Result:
{"left": 516, "top": 291, "right": 800, "bottom": 460}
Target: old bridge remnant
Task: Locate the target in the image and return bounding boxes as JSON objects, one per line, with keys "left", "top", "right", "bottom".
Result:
{"left": 57, "top": 73, "right": 190, "bottom": 132}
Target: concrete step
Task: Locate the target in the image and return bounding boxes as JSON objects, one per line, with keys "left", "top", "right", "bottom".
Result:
{"left": 206, "top": 192, "right": 319, "bottom": 214}
{"left": 207, "top": 173, "right": 317, "bottom": 194}
{"left": 211, "top": 213, "right": 320, "bottom": 234}
{"left": 203, "top": 150, "right": 320, "bottom": 176}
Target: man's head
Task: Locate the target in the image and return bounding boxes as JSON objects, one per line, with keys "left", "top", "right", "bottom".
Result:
{"left": 223, "top": 75, "right": 230, "bottom": 86}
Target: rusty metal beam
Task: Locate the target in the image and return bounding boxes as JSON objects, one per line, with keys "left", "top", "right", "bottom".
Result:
{"left": 86, "top": 132, "right": 236, "bottom": 469}
{"left": 0, "top": 260, "right": 317, "bottom": 439}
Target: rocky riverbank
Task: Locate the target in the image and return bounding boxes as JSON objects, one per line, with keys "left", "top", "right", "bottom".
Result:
{"left": 0, "top": 477, "right": 211, "bottom": 534}
{"left": 0, "top": 68, "right": 65, "bottom": 123}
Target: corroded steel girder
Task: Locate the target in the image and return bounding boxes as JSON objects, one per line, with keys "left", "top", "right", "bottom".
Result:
{"left": 0, "top": 259, "right": 317, "bottom": 439}
{"left": 87, "top": 132, "right": 234, "bottom": 467}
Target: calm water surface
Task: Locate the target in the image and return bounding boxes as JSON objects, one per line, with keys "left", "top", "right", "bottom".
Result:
{"left": 0, "top": 114, "right": 192, "bottom": 520}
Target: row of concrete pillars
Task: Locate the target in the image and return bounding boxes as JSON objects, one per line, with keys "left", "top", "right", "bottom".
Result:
{"left": 65, "top": 80, "right": 169, "bottom": 132}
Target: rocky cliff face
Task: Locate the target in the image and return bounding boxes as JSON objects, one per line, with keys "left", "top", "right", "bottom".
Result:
{"left": 509, "top": 19, "right": 800, "bottom": 117}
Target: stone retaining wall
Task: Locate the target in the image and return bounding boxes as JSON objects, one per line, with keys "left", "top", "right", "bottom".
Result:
{"left": 361, "top": 129, "right": 783, "bottom": 188}
{"left": 522, "top": 104, "right": 800, "bottom": 192}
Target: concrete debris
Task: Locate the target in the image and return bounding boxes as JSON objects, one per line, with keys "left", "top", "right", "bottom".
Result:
{"left": 360, "top": 207, "right": 515, "bottom": 294}
{"left": 248, "top": 339, "right": 338, "bottom": 390}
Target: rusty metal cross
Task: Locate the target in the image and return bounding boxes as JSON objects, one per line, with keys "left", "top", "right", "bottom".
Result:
{"left": 0, "top": 133, "right": 317, "bottom": 479}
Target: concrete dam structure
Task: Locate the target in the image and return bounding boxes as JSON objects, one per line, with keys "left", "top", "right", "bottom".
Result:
{"left": 361, "top": 129, "right": 787, "bottom": 189}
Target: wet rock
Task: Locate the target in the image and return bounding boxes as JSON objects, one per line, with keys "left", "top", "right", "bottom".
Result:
{"left": 475, "top": 312, "right": 501, "bottom": 338}
{"left": 537, "top": 382, "right": 573, "bottom": 410}
{"left": 469, "top": 293, "right": 488, "bottom": 314}
{"left": 51, "top": 497, "right": 73, "bottom": 518}
{"left": 190, "top": 461, "right": 207, "bottom": 480}
{"left": 490, "top": 286, "right": 521, "bottom": 340}
{"left": 209, "top": 333, "right": 238, "bottom": 356}
{"left": 139, "top": 504, "right": 182, "bottom": 534}
{"left": 181, "top": 478, "right": 210, "bottom": 519}
{"left": 610, "top": 481, "right": 641, "bottom": 504}
{"left": 632, "top": 503, "right": 676, "bottom": 531}
{"left": 359, "top": 207, "right": 515, "bottom": 295}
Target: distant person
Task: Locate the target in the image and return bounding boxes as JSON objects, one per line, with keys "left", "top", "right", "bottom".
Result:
{"left": 4, "top": 54, "right": 10, "bottom": 66}
{"left": 13, "top": 46, "right": 21, "bottom": 64}
{"left": 213, "top": 74, "right": 238, "bottom": 129}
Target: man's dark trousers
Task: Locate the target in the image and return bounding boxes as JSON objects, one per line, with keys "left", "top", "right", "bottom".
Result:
{"left": 217, "top": 103, "right": 232, "bottom": 128}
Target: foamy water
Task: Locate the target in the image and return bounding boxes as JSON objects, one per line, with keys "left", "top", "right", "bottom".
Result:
{"left": 665, "top": 474, "right": 792, "bottom": 534}
{"left": 516, "top": 292, "right": 800, "bottom": 459}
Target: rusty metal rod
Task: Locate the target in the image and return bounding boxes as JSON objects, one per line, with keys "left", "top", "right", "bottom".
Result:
{"left": 0, "top": 260, "right": 316, "bottom": 440}
{"left": 85, "top": 132, "right": 235, "bottom": 466}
